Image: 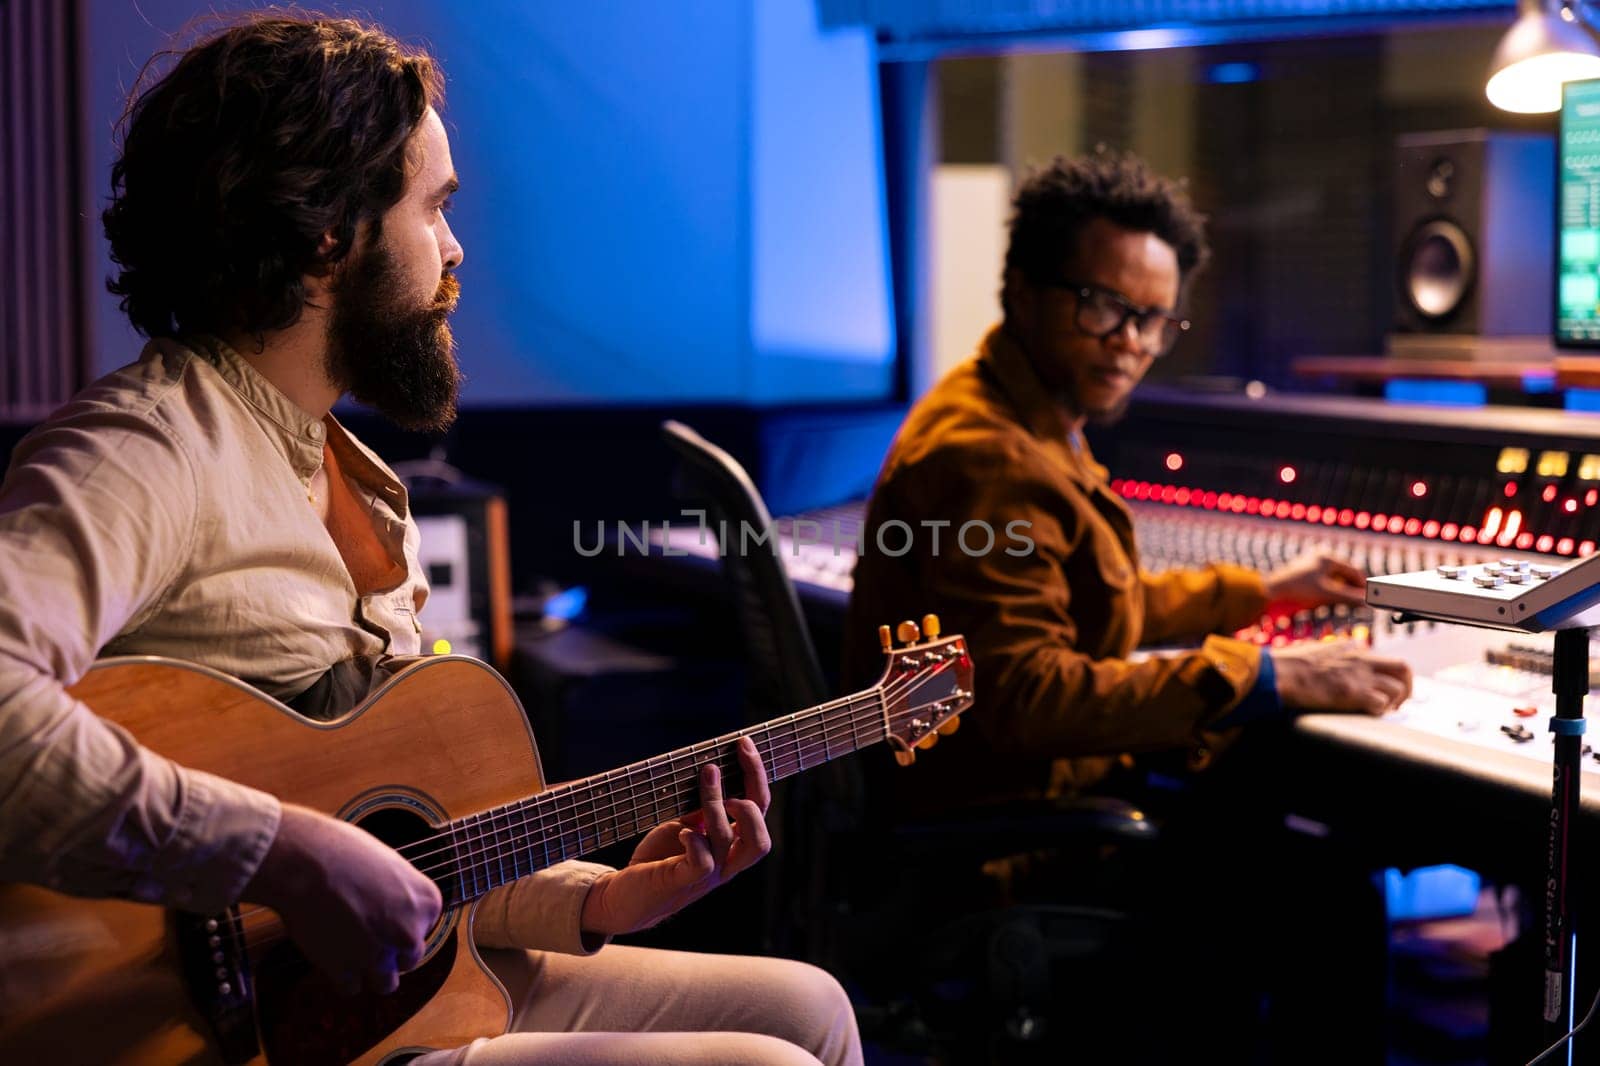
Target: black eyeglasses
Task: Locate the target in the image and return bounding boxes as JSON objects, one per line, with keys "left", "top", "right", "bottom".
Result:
{"left": 1043, "top": 280, "right": 1191, "bottom": 358}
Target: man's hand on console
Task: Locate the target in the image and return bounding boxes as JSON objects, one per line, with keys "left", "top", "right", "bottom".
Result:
{"left": 1272, "top": 639, "right": 1413, "bottom": 715}
{"left": 1263, "top": 551, "right": 1367, "bottom": 612}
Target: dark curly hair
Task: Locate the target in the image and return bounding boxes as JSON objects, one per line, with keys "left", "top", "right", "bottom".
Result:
{"left": 103, "top": 11, "right": 444, "bottom": 338}
{"left": 1003, "top": 150, "right": 1209, "bottom": 315}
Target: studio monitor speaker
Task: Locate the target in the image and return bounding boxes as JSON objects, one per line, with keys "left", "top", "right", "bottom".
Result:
{"left": 1389, "top": 129, "right": 1553, "bottom": 360}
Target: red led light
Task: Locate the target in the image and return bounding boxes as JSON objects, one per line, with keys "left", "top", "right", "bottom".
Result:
{"left": 1160, "top": 485, "right": 1177, "bottom": 503}
{"left": 1279, "top": 466, "right": 1297, "bottom": 484}
{"left": 1338, "top": 509, "right": 1355, "bottom": 526}
{"left": 1136, "top": 482, "right": 1152, "bottom": 500}
{"left": 1559, "top": 537, "right": 1576, "bottom": 555}
{"left": 1165, "top": 453, "right": 1184, "bottom": 472}
{"left": 1230, "top": 496, "right": 1247, "bottom": 513}
{"left": 1404, "top": 518, "right": 1422, "bottom": 536}
{"left": 1459, "top": 526, "right": 1477, "bottom": 542}
{"left": 1504, "top": 481, "right": 1518, "bottom": 498}
{"left": 1201, "top": 491, "right": 1218, "bottom": 509}
{"left": 1544, "top": 485, "right": 1559, "bottom": 503}
{"left": 1422, "top": 520, "right": 1440, "bottom": 538}
{"left": 1583, "top": 541, "right": 1597, "bottom": 557}
{"left": 1246, "top": 497, "right": 1263, "bottom": 515}
{"left": 1321, "top": 509, "right": 1338, "bottom": 525}
{"left": 1538, "top": 534, "right": 1556, "bottom": 553}
{"left": 1440, "top": 522, "right": 1459, "bottom": 540}
{"left": 1566, "top": 499, "right": 1580, "bottom": 514}
{"left": 1516, "top": 532, "right": 1535, "bottom": 550}
{"left": 1372, "top": 514, "right": 1388, "bottom": 531}
{"left": 1290, "top": 503, "right": 1307, "bottom": 520}
{"left": 1306, "top": 505, "right": 1322, "bottom": 523}
{"left": 1354, "top": 512, "right": 1372, "bottom": 529}
{"left": 1411, "top": 481, "right": 1427, "bottom": 498}
{"left": 1589, "top": 490, "right": 1598, "bottom": 507}
{"left": 1174, "top": 487, "right": 1192, "bottom": 506}
{"left": 1276, "top": 502, "right": 1294, "bottom": 518}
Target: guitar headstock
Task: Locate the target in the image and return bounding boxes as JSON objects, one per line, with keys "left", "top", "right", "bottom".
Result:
{"left": 874, "top": 614, "right": 974, "bottom": 766}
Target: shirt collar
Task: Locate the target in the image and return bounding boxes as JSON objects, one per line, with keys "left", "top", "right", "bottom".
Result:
{"left": 179, "top": 336, "right": 408, "bottom": 512}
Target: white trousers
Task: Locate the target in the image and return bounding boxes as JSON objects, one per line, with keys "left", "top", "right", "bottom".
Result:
{"left": 410, "top": 944, "right": 862, "bottom": 1066}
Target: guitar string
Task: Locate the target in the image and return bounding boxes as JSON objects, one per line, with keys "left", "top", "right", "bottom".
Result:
{"left": 234, "top": 694, "right": 963, "bottom": 957}
{"left": 230, "top": 668, "right": 959, "bottom": 941}
{"left": 233, "top": 689, "right": 958, "bottom": 952}
{"left": 231, "top": 665, "right": 953, "bottom": 934}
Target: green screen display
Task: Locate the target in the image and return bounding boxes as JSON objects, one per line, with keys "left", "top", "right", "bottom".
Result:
{"left": 1559, "top": 78, "right": 1600, "bottom": 343}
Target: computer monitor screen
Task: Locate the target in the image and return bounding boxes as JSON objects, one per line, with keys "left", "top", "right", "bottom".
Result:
{"left": 1558, "top": 77, "right": 1600, "bottom": 347}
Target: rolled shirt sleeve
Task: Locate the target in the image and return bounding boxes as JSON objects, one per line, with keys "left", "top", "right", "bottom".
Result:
{"left": 0, "top": 400, "right": 281, "bottom": 911}
{"left": 472, "top": 861, "right": 616, "bottom": 955}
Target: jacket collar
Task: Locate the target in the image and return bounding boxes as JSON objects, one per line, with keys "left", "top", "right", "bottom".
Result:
{"left": 977, "top": 323, "right": 1109, "bottom": 489}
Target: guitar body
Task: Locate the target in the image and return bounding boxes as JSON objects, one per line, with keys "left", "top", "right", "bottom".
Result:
{"left": 0, "top": 655, "right": 544, "bottom": 1065}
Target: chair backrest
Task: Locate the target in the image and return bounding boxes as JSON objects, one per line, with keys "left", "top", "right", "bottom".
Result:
{"left": 660, "top": 420, "right": 829, "bottom": 718}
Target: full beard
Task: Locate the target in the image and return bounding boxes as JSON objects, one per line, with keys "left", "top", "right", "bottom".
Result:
{"left": 325, "top": 242, "right": 462, "bottom": 433}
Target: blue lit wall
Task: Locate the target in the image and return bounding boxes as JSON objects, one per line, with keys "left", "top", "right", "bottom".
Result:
{"left": 85, "top": 1, "right": 896, "bottom": 406}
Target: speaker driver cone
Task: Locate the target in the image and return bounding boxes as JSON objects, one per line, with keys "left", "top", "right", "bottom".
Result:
{"left": 1402, "top": 220, "right": 1476, "bottom": 320}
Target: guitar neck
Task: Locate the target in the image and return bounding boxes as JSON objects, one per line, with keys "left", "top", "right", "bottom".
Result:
{"left": 426, "top": 687, "right": 890, "bottom": 907}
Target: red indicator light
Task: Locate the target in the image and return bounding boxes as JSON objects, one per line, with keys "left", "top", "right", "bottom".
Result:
{"left": 1201, "top": 491, "right": 1218, "bottom": 509}
{"left": 1306, "top": 505, "right": 1322, "bottom": 523}
{"left": 1373, "top": 514, "right": 1389, "bottom": 531}
{"left": 1538, "top": 534, "right": 1556, "bottom": 553}
{"left": 1230, "top": 496, "right": 1247, "bottom": 513}
{"left": 1544, "top": 485, "right": 1559, "bottom": 503}
{"left": 1174, "top": 488, "right": 1192, "bottom": 506}
{"left": 1411, "top": 481, "right": 1427, "bottom": 498}
{"left": 1246, "top": 497, "right": 1262, "bottom": 515}
{"left": 1165, "top": 453, "right": 1184, "bottom": 472}
{"left": 1589, "top": 489, "right": 1599, "bottom": 507}
{"left": 1516, "top": 532, "right": 1535, "bottom": 550}
{"left": 1279, "top": 466, "right": 1297, "bottom": 484}
{"left": 1289, "top": 503, "right": 1306, "bottom": 520}
{"left": 1583, "top": 540, "right": 1597, "bottom": 556}
{"left": 1354, "top": 512, "right": 1372, "bottom": 529}
{"left": 1322, "top": 509, "right": 1338, "bottom": 525}
{"left": 1422, "top": 520, "right": 1440, "bottom": 538}
{"left": 1404, "top": 518, "right": 1422, "bottom": 536}
{"left": 1459, "top": 526, "right": 1477, "bottom": 542}
{"left": 1559, "top": 537, "right": 1576, "bottom": 555}
{"left": 1505, "top": 482, "right": 1518, "bottom": 498}
{"left": 1566, "top": 499, "right": 1580, "bottom": 514}
{"left": 1440, "top": 523, "right": 1459, "bottom": 539}
{"left": 1160, "top": 485, "right": 1177, "bottom": 503}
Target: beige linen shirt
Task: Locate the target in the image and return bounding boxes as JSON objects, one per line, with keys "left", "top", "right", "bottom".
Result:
{"left": 0, "top": 335, "right": 605, "bottom": 953}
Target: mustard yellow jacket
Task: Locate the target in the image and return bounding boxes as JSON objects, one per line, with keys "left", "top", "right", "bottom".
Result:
{"left": 844, "top": 324, "right": 1269, "bottom": 811}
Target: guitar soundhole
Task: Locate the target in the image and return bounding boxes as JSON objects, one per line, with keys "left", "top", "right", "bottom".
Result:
{"left": 256, "top": 801, "right": 457, "bottom": 1066}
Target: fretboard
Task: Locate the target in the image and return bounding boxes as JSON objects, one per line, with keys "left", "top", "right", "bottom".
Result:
{"left": 420, "top": 687, "right": 889, "bottom": 907}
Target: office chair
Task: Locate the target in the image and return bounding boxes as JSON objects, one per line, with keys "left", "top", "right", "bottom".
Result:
{"left": 660, "top": 420, "right": 1158, "bottom": 1062}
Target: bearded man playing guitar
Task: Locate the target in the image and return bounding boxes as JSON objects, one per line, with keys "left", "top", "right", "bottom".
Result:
{"left": 0, "top": 13, "right": 867, "bottom": 1065}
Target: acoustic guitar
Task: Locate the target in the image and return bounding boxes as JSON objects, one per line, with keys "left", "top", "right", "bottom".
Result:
{"left": 0, "top": 617, "right": 971, "bottom": 1064}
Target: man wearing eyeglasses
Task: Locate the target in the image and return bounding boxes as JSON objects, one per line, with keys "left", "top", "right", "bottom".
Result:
{"left": 842, "top": 152, "right": 1409, "bottom": 1055}
{"left": 848, "top": 151, "right": 1411, "bottom": 807}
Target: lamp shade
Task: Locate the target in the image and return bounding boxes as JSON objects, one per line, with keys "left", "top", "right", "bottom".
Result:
{"left": 1487, "top": 2, "right": 1600, "bottom": 113}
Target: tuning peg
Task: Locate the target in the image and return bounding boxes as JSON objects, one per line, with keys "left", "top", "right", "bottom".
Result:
{"left": 915, "top": 732, "right": 939, "bottom": 750}
{"left": 937, "top": 715, "right": 960, "bottom": 737}
{"left": 893, "top": 748, "right": 917, "bottom": 767}
{"left": 878, "top": 625, "right": 893, "bottom": 653}
{"left": 922, "top": 613, "right": 941, "bottom": 639}
{"left": 896, "top": 620, "right": 921, "bottom": 645}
